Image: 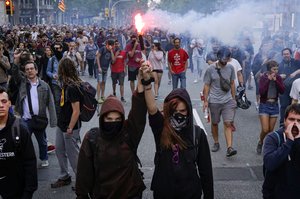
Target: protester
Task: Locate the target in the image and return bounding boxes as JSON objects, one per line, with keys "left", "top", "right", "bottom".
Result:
{"left": 0, "top": 87, "right": 37, "bottom": 199}
{"left": 148, "top": 40, "right": 165, "bottom": 100}
{"left": 0, "top": 44, "right": 11, "bottom": 88}
{"left": 262, "top": 103, "right": 300, "bottom": 199}
{"left": 51, "top": 57, "right": 81, "bottom": 190}
{"left": 141, "top": 60, "right": 213, "bottom": 198}
{"left": 125, "top": 33, "right": 143, "bottom": 93}
{"left": 84, "top": 37, "right": 98, "bottom": 78}
{"left": 168, "top": 37, "right": 189, "bottom": 90}
{"left": 203, "top": 46, "right": 237, "bottom": 157}
{"left": 256, "top": 60, "right": 285, "bottom": 154}
{"left": 75, "top": 64, "right": 148, "bottom": 199}
{"left": 96, "top": 39, "right": 115, "bottom": 103}
{"left": 290, "top": 77, "right": 300, "bottom": 104}
{"left": 111, "top": 39, "right": 127, "bottom": 102}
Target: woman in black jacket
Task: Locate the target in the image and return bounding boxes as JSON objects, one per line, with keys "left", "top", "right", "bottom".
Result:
{"left": 142, "top": 62, "right": 213, "bottom": 199}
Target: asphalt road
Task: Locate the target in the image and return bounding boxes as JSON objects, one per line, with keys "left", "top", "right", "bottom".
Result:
{"left": 32, "top": 68, "right": 266, "bottom": 199}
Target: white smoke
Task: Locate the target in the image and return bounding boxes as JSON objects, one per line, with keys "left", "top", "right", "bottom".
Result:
{"left": 143, "top": 2, "right": 266, "bottom": 44}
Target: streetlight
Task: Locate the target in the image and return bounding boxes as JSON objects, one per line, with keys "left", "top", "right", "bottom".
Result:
{"left": 109, "top": 0, "right": 133, "bottom": 27}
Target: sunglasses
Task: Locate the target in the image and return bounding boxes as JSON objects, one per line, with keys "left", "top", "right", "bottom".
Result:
{"left": 172, "top": 144, "right": 179, "bottom": 164}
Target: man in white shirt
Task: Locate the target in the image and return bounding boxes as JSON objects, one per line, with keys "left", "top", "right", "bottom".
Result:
{"left": 290, "top": 78, "right": 300, "bottom": 104}
{"left": 76, "top": 30, "right": 88, "bottom": 75}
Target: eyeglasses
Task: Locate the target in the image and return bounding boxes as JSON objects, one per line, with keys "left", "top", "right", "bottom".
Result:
{"left": 172, "top": 144, "right": 179, "bottom": 164}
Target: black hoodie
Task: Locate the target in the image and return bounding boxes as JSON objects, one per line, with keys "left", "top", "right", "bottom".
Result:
{"left": 149, "top": 88, "right": 214, "bottom": 199}
{"left": 76, "top": 92, "right": 147, "bottom": 199}
{"left": 0, "top": 113, "right": 37, "bottom": 199}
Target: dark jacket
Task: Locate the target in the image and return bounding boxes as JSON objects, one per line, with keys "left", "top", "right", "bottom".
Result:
{"left": 263, "top": 128, "right": 300, "bottom": 199}
{"left": 259, "top": 73, "right": 285, "bottom": 103}
{"left": 149, "top": 88, "right": 214, "bottom": 199}
{"left": 0, "top": 114, "right": 37, "bottom": 199}
{"left": 76, "top": 92, "right": 147, "bottom": 199}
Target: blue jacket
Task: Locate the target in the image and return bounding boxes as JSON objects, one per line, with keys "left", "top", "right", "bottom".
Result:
{"left": 46, "top": 56, "right": 60, "bottom": 86}
{"left": 263, "top": 127, "right": 300, "bottom": 199}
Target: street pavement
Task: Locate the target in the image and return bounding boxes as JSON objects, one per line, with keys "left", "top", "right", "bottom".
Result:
{"left": 32, "top": 68, "right": 266, "bottom": 199}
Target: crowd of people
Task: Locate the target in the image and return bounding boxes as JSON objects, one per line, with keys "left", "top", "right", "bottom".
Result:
{"left": 0, "top": 23, "right": 299, "bottom": 199}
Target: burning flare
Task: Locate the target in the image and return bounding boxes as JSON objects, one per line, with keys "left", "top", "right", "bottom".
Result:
{"left": 135, "top": 13, "right": 145, "bottom": 34}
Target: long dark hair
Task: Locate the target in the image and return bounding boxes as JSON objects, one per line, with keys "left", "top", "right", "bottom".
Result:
{"left": 160, "top": 98, "right": 187, "bottom": 150}
{"left": 154, "top": 42, "right": 166, "bottom": 57}
{"left": 58, "top": 57, "right": 81, "bottom": 87}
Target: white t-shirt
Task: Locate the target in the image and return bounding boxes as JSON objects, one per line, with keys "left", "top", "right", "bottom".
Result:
{"left": 290, "top": 78, "right": 300, "bottom": 104}
{"left": 22, "top": 81, "right": 39, "bottom": 120}
{"left": 76, "top": 36, "right": 88, "bottom": 52}
{"left": 228, "top": 58, "right": 242, "bottom": 86}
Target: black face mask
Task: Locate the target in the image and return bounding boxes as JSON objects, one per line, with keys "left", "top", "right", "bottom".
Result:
{"left": 170, "top": 112, "right": 188, "bottom": 131}
{"left": 102, "top": 121, "right": 123, "bottom": 137}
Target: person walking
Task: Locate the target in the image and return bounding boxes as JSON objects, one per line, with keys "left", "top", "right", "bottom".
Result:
{"left": 256, "top": 60, "right": 285, "bottom": 154}
{"left": 168, "top": 38, "right": 189, "bottom": 90}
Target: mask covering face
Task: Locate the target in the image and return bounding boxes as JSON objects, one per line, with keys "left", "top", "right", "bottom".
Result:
{"left": 170, "top": 112, "right": 188, "bottom": 131}
{"left": 102, "top": 121, "right": 123, "bottom": 138}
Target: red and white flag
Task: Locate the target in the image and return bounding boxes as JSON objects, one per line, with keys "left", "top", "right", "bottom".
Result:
{"left": 58, "top": 0, "right": 65, "bottom": 12}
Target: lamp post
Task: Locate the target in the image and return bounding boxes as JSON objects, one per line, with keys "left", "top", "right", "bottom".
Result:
{"left": 109, "top": 0, "right": 133, "bottom": 27}
{"left": 36, "top": 0, "right": 40, "bottom": 24}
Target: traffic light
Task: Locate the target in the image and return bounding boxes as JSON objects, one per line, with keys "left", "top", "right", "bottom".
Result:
{"left": 104, "top": 8, "right": 109, "bottom": 18}
{"left": 5, "top": 0, "right": 13, "bottom": 15}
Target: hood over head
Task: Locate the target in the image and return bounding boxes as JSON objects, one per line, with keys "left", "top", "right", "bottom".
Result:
{"left": 164, "top": 88, "right": 193, "bottom": 130}
{"left": 99, "top": 95, "right": 125, "bottom": 132}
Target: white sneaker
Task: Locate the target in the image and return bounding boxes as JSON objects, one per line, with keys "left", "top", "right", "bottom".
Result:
{"left": 40, "top": 160, "right": 49, "bottom": 168}
{"left": 193, "top": 79, "right": 198, "bottom": 83}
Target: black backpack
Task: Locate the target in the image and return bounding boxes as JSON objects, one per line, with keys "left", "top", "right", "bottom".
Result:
{"left": 11, "top": 118, "right": 21, "bottom": 154}
{"left": 78, "top": 82, "right": 98, "bottom": 122}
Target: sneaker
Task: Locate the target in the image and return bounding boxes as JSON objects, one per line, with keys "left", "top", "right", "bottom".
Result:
{"left": 51, "top": 176, "right": 72, "bottom": 188}
{"left": 211, "top": 143, "right": 220, "bottom": 152}
{"left": 121, "top": 97, "right": 126, "bottom": 103}
{"left": 193, "top": 79, "right": 198, "bottom": 83}
{"left": 97, "top": 97, "right": 104, "bottom": 104}
{"left": 113, "top": 92, "right": 116, "bottom": 96}
{"left": 226, "top": 147, "right": 237, "bottom": 157}
{"left": 256, "top": 141, "right": 263, "bottom": 154}
{"left": 155, "top": 95, "right": 158, "bottom": 100}
{"left": 40, "top": 160, "right": 49, "bottom": 168}
{"left": 47, "top": 144, "right": 55, "bottom": 154}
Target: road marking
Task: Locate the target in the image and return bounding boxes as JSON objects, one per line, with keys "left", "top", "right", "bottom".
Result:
{"left": 193, "top": 108, "right": 207, "bottom": 135}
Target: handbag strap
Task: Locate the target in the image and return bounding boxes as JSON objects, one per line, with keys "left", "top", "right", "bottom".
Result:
{"left": 26, "top": 83, "right": 34, "bottom": 116}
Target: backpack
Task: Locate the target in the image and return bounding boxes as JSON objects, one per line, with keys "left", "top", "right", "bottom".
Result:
{"left": 78, "top": 82, "right": 98, "bottom": 122}
{"left": 11, "top": 117, "right": 21, "bottom": 154}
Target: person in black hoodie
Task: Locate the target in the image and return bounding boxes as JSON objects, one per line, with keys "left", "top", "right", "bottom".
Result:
{"left": 0, "top": 87, "right": 37, "bottom": 199}
{"left": 263, "top": 103, "right": 300, "bottom": 199}
{"left": 75, "top": 64, "right": 148, "bottom": 198}
{"left": 142, "top": 62, "right": 213, "bottom": 199}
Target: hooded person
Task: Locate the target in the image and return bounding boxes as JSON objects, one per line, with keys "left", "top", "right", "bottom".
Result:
{"left": 144, "top": 87, "right": 214, "bottom": 199}
{"left": 75, "top": 75, "right": 148, "bottom": 199}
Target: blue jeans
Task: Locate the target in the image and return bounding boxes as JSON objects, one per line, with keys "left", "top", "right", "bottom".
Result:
{"left": 172, "top": 72, "right": 186, "bottom": 90}
{"left": 23, "top": 119, "right": 48, "bottom": 161}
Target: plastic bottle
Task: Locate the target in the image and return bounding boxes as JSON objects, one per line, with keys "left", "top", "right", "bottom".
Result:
{"left": 204, "top": 108, "right": 210, "bottom": 123}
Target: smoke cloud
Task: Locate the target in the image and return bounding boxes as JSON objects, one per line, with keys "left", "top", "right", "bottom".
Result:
{"left": 143, "top": 2, "right": 267, "bottom": 44}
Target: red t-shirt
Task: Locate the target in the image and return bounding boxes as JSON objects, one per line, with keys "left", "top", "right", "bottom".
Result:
{"left": 125, "top": 43, "right": 142, "bottom": 68}
{"left": 111, "top": 50, "right": 126, "bottom": 73}
{"left": 168, "top": 48, "right": 189, "bottom": 74}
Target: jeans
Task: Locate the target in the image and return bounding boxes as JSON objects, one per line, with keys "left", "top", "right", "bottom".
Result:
{"left": 55, "top": 127, "right": 80, "bottom": 179}
{"left": 87, "top": 58, "right": 96, "bottom": 78}
{"left": 172, "top": 72, "right": 186, "bottom": 90}
{"left": 23, "top": 119, "right": 48, "bottom": 161}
